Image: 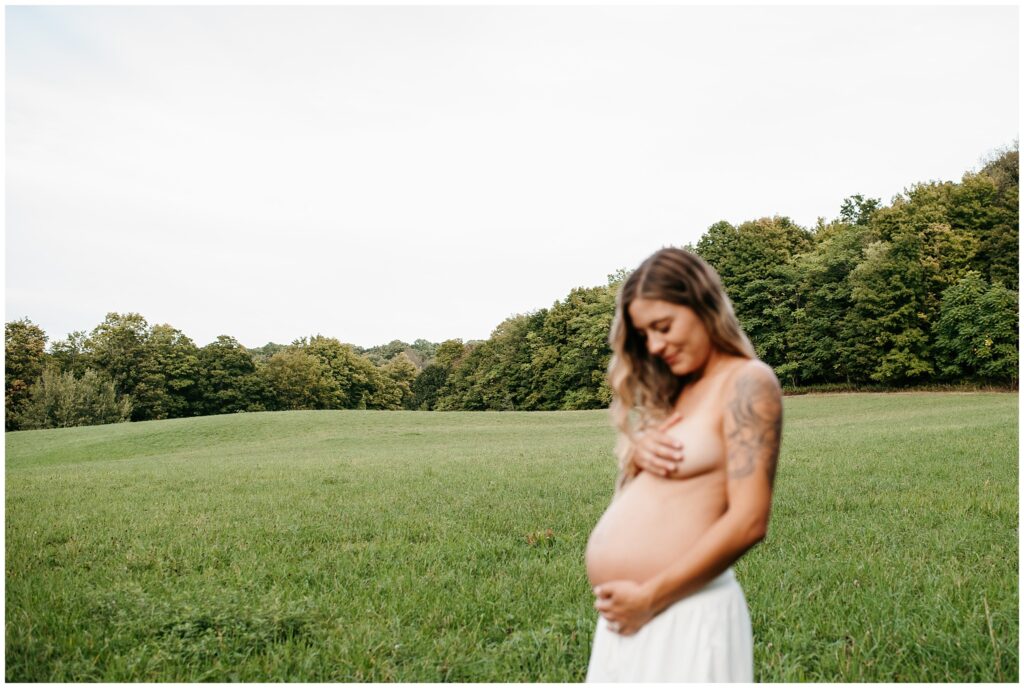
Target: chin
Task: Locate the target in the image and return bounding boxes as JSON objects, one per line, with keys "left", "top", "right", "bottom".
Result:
{"left": 667, "top": 359, "right": 690, "bottom": 374}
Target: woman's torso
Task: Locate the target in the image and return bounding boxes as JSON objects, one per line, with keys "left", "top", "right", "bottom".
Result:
{"left": 585, "top": 358, "right": 747, "bottom": 587}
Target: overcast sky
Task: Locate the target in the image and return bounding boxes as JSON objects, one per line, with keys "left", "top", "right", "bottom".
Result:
{"left": 6, "top": 5, "right": 1019, "bottom": 349}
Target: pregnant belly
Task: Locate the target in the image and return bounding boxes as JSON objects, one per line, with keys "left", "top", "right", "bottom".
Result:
{"left": 585, "top": 471, "right": 726, "bottom": 587}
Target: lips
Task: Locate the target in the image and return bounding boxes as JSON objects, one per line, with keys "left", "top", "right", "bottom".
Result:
{"left": 663, "top": 353, "right": 679, "bottom": 365}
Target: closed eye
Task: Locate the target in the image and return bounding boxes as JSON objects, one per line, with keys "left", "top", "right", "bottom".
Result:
{"left": 636, "top": 326, "right": 669, "bottom": 341}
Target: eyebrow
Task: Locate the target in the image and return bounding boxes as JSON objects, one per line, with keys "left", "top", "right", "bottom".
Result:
{"left": 638, "top": 316, "right": 671, "bottom": 330}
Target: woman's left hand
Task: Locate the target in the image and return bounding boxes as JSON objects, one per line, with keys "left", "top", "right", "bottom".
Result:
{"left": 593, "top": 580, "right": 655, "bottom": 636}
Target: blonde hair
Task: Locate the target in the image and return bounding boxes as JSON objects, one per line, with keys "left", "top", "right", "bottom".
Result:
{"left": 607, "top": 247, "right": 756, "bottom": 491}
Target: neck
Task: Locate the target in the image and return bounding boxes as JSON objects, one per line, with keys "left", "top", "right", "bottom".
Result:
{"left": 691, "top": 346, "right": 728, "bottom": 383}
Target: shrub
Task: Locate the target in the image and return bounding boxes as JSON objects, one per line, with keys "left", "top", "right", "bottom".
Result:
{"left": 934, "top": 272, "right": 1019, "bottom": 384}
{"left": 15, "top": 367, "right": 133, "bottom": 429}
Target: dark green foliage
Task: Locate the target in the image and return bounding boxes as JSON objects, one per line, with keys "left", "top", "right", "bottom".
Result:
{"left": 410, "top": 338, "right": 439, "bottom": 365}
{"left": 526, "top": 285, "right": 616, "bottom": 410}
{"left": 839, "top": 194, "right": 881, "bottom": 226}
{"left": 5, "top": 318, "right": 48, "bottom": 430}
{"left": 196, "top": 336, "right": 268, "bottom": 415}
{"left": 695, "top": 216, "right": 813, "bottom": 369}
{"left": 83, "top": 315, "right": 208, "bottom": 421}
{"left": 247, "top": 342, "right": 288, "bottom": 364}
{"left": 696, "top": 216, "right": 814, "bottom": 288}
{"left": 14, "top": 366, "right": 132, "bottom": 429}
{"left": 934, "top": 272, "right": 1019, "bottom": 383}
{"left": 136, "top": 325, "right": 202, "bottom": 420}
{"left": 358, "top": 339, "right": 435, "bottom": 369}
{"left": 435, "top": 342, "right": 488, "bottom": 411}
{"left": 411, "top": 340, "right": 466, "bottom": 410}
{"left": 302, "top": 335, "right": 402, "bottom": 410}
{"left": 776, "top": 222, "right": 872, "bottom": 386}
{"left": 382, "top": 352, "right": 419, "bottom": 409}
{"left": 47, "top": 330, "right": 90, "bottom": 378}
{"left": 85, "top": 313, "right": 150, "bottom": 418}
{"left": 479, "top": 312, "right": 544, "bottom": 411}
{"left": 431, "top": 282, "right": 618, "bottom": 411}
{"left": 951, "top": 170, "right": 1018, "bottom": 292}
{"left": 844, "top": 232, "right": 934, "bottom": 384}
{"left": 433, "top": 339, "right": 467, "bottom": 369}
{"left": 257, "top": 336, "right": 405, "bottom": 411}
{"left": 412, "top": 363, "right": 450, "bottom": 410}
{"left": 259, "top": 347, "right": 340, "bottom": 411}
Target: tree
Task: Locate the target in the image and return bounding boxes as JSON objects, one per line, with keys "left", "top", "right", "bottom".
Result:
{"left": 362, "top": 371, "right": 403, "bottom": 410}
{"left": 435, "top": 342, "right": 486, "bottom": 410}
{"left": 15, "top": 366, "right": 132, "bottom": 429}
{"left": 526, "top": 284, "right": 616, "bottom": 410}
{"left": 872, "top": 165, "right": 1017, "bottom": 294}
{"left": 778, "top": 222, "right": 873, "bottom": 385}
{"left": 137, "top": 324, "right": 201, "bottom": 419}
{"left": 839, "top": 194, "right": 881, "bottom": 226}
{"left": 196, "top": 336, "right": 268, "bottom": 415}
{"left": 981, "top": 143, "right": 1018, "bottom": 191}
{"left": 48, "top": 330, "right": 91, "bottom": 378}
{"left": 934, "top": 272, "right": 1018, "bottom": 384}
{"left": 303, "top": 336, "right": 399, "bottom": 409}
{"left": 359, "top": 340, "right": 416, "bottom": 367}
{"left": 411, "top": 364, "right": 449, "bottom": 410}
{"left": 357, "top": 338, "right": 439, "bottom": 369}
{"left": 84, "top": 312, "right": 151, "bottom": 420}
{"left": 409, "top": 339, "right": 438, "bottom": 366}
{"left": 383, "top": 352, "right": 419, "bottom": 409}
{"left": 247, "top": 342, "right": 288, "bottom": 364}
{"left": 260, "top": 347, "right": 340, "bottom": 410}
{"left": 424, "top": 339, "right": 468, "bottom": 410}
{"left": 843, "top": 232, "right": 933, "bottom": 384}
{"left": 951, "top": 167, "right": 1018, "bottom": 291}
{"left": 5, "top": 318, "right": 48, "bottom": 430}
{"left": 480, "top": 313, "right": 540, "bottom": 410}
{"left": 978, "top": 145, "right": 1019, "bottom": 292}
{"left": 433, "top": 339, "right": 467, "bottom": 369}
{"left": 696, "top": 217, "right": 813, "bottom": 290}
{"left": 696, "top": 218, "right": 812, "bottom": 369}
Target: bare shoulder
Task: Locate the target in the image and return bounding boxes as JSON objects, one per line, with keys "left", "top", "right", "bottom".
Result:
{"left": 722, "top": 358, "right": 782, "bottom": 483}
{"left": 725, "top": 359, "right": 782, "bottom": 401}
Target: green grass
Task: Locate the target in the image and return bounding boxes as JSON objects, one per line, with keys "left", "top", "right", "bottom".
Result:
{"left": 5, "top": 393, "right": 1018, "bottom": 681}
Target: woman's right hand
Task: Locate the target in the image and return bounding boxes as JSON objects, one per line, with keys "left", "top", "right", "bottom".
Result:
{"left": 634, "top": 412, "right": 685, "bottom": 478}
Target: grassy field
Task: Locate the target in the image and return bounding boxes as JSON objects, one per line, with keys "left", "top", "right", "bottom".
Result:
{"left": 5, "top": 393, "right": 1018, "bottom": 681}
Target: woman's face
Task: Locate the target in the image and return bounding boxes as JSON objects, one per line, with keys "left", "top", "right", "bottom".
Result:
{"left": 627, "top": 297, "right": 713, "bottom": 376}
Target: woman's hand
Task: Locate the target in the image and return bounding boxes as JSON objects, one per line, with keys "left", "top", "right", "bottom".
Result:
{"left": 634, "top": 411, "right": 685, "bottom": 478}
{"left": 593, "top": 580, "right": 656, "bottom": 636}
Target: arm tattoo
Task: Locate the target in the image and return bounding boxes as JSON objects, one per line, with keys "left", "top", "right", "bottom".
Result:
{"left": 725, "top": 370, "right": 782, "bottom": 484}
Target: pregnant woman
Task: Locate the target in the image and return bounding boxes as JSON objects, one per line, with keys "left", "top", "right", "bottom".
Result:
{"left": 585, "top": 247, "right": 782, "bottom": 682}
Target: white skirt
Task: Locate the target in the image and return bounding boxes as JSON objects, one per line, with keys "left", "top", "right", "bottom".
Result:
{"left": 585, "top": 568, "right": 753, "bottom": 683}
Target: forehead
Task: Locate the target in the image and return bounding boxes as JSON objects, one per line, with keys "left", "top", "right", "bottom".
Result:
{"left": 628, "top": 297, "right": 687, "bottom": 327}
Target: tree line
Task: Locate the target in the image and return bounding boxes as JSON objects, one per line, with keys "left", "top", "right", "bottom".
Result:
{"left": 6, "top": 146, "right": 1017, "bottom": 430}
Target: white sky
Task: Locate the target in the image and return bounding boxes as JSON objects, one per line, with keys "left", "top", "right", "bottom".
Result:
{"left": 5, "top": 5, "right": 1019, "bottom": 349}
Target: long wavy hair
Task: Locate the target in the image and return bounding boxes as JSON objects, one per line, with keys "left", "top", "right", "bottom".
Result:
{"left": 607, "top": 247, "right": 756, "bottom": 491}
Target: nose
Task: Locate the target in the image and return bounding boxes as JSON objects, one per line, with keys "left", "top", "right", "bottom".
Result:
{"left": 647, "top": 334, "right": 666, "bottom": 356}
